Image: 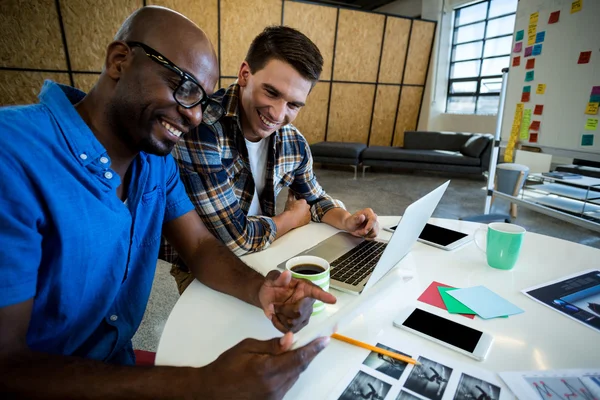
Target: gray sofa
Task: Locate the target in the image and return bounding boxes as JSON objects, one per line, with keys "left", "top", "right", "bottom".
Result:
{"left": 362, "top": 131, "right": 494, "bottom": 174}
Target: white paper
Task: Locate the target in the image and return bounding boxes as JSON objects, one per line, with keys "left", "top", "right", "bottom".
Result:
{"left": 327, "top": 330, "right": 514, "bottom": 400}
{"left": 499, "top": 369, "right": 600, "bottom": 400}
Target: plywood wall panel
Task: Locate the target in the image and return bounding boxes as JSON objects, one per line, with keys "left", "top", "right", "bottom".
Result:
{"left": 369, "top": 85, "right": 400, "bottom": 146}
{"left": 403, "top": 20, "right": 435, "bottom": 85}
{"left": 333, "top": 10, "right": 384, "bottom": 83}
{"left": 327, "top": 83, "right": 375, "bottom": 144}
{"left": 283, "top": 1, "right": 337, "bottom": 81}
{"left": 394, "top": 86, "right": 423, "bottom": 147}
{"left": 220, "top": 0, "right": 281, "bottom": 77}
{"left": 0, "top": 0, "right": 67, "bottom": 70}
{"left": 62, "top": 0, "right": 141, "bottom": 72}
{"left": 291, "top": 82, "right": 330, "bottom": 144}
{"left": 378, "top": 17, "right": 411, "bottom": 84}
{"left": 0, "top": 71, "right": 70, "bottom": 106}
{"left": 148, "top": 0, "right": 219, "bottom": 55}
{"left": 74, "top": 73, "right": 100, "bottom": 93}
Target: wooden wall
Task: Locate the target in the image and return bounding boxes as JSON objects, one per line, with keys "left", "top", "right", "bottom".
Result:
{"left": 0, "top": 0, "right": 435, "bottom": 147}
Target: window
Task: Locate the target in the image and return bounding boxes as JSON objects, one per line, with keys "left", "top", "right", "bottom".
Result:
{"left": 446, "top": 0, "right": 517, "bottom": 115}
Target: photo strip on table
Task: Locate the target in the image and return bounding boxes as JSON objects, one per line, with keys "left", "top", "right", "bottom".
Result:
{"left": 338, "top": 370, "right": 392, "bottom": 400}
{"left": 396, "top": 390, "right": 421, "bottom": 400}
{"left": 403, "top": 357, "right": 453, "bottom": 400}
{"left": 453, "top": 373, "right": 501, "bottom": 400}
{"left": 362, "top": 343, "right": 412, "bottom": 380}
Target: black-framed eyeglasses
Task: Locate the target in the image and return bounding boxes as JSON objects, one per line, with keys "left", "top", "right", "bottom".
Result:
{"left": 127, "top": 41, "right": 224, "bottom": 124}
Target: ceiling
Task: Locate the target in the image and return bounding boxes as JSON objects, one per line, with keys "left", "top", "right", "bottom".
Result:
{"left": 305, "top": 0, "right": 398, "bottom": 12}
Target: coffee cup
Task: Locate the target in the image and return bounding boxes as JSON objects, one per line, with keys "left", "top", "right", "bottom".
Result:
{"left": 475, "top": 222, "right": 526, "bottom": 270}
{"left": 285, "top": 255, "right": 330, "bottom": 315}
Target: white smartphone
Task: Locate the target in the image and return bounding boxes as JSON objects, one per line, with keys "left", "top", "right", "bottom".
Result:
{"left": 383, "top": 223, "right": 472, "bottom": 251}
{"left": 392, "top": 307, "right": 493, "bottom": 361}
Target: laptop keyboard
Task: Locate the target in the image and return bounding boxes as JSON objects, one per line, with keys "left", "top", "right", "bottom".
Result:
{"left": 330, "top": 240, "right": 387, "bottom": 286}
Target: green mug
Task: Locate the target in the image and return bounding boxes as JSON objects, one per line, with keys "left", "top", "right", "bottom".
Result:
{"left": 475, "top": 222, "right": 526, "bottom": 270}
{"left": 285, "top": 255, "right": 330, "bottom": 315}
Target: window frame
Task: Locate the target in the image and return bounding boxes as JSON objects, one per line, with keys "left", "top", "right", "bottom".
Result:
{"left": 446, "top": 0, "right": 516, "bottom": 115}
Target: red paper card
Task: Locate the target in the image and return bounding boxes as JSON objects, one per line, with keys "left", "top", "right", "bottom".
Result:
{"left": 417, "top": 281, "right": 475, "bottom": 319}
{"left": 526, "top": 58, "right": 535, "bottom": 69}
{"left": 534, "top": 105, "right": 544, "bottom": 115}
{"left": 530, "top": 120, "right": 541, "bottom": 131}
{"left": 512, "top": 56, "right": 521, "bottom": 67}
{"left": 529, "top": 133, "right": 539, "bottom": 143}
{"left": 548, "top": 10, "right": 560, "bottom": 24}
{"left": 521, "top": 92, "right": 531, "bottom": 102}
{"left": 578, "top": 51, "right": 591, "bottom": 64}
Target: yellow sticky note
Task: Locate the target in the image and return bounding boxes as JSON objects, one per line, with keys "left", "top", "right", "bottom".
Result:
{"left": 529, "top": 12, "right": 539, "bottom": 24}
{"left": 571, "top": 0, "right": 582, "bottom": 14}
{"left": 528, "top": 24, "right": 537, "bottom": 36}
{"left": 585, "top": 102, "right": 599, "bottom": 115}
{"left": 536, "top": 84, "right": 546, "bottom": 94}
{"left": 585, "top": 118, "right": 598, "bottom": 130}
{"left": 527, "top": 33, "right": 536, "bottom": 45}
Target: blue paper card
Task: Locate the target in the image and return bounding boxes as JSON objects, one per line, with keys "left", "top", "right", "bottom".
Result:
{"left": 516, "top": 30, "right": 524, "bottom": 41}
{"left": 523, "top": 85, "right": 531, "bottom": 93}
{"left": 532, "top": 44, "right": 542, "bottom": 56}
{"left": 525, "top": 71, "right": 535, "bottom": 82}
{"left": 536, "top": 31, "right": 545, "bottom": 43}
{"left": 447, "top": 286, "right": 525, "bottom": 319}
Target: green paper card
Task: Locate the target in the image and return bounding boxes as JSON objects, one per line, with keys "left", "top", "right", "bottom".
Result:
{"left": 438, "top": 287, "right": 477, "bottom": 314}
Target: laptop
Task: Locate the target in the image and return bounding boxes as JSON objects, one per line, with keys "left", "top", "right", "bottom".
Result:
{"left": 277, "top": 181, "right": 450, "bottom": 295}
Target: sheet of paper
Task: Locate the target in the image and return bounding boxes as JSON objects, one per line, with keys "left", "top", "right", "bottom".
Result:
{"left": 535, "top": 31, "right": 545, "bottom": 43}
{"left": 586, "top": 102, "right": 599, "bottom": 115}
{"left": 571, "top": 0, "right": 582, "bottom": 13}
{"left": 525, "top": 71, "right": 534, "bottom": 82}
{"left": 530, "top": 120, "right": 540, "bottom": 131}
{"left": 548, "top": 10, "right": 560, "bottom": 24}
{"left": 523, "top": 85, "right": 531, "bottom": 93}
{"left": 327, "top": 330, "right": 514, "bottom": 400}
{"left": 592, "top": 86, "right": 600, "bottom": 95}
{"left": 521, "top": 92, "right": 530, "bottom": 102}
{"left": 520, "top": 108, "right": 532, "bottom": 139}
{"left": 448, "top": 286, "right": 525, "bottom": 319}
{"left": 515, "top": 30, "right": 524, "bottom": 41}
{"left": 499, "top": 369, "right": 600, "bottom": 400}
{"left": 591, "top": 94, "right": 600, "bottom": 103}
{"left": 534, "top": 104, "right": 544, "bottom": 115}
{"left": 585, "top": 118, "right": 598, "bottom": 130}
{"left": 529, "top": 133, "right": 538, "bottom": 143}
{"left": 526, "top": 58, "right": 535, "bottom": 69}
{"left": 524, "top": 46, "right": 533, "bottom": 57}
{"left": 512, "top": 56, "right": 521, "bottom": 67}
{"left": 581, "top": 134, "right": 594, "bottom": 146}
{"left": 532, "top": 44, "right": 542, "bottom": 56}
{"left": 437, "top": 287, "right": 476, "bottom": 315}
{"left": 513, "top": 42, "right": 522, "bottom": 53}
{"left": 529, "top": 12, "right": 539, "bottom": 24}
{"left": 527, "top": 33, "right": 536, "bottom": 46}
{"left": 417, "top": 282, "right": 476, "bottom": 319}
{"left": 522, "top": 269, "right": 600, "bottom": 333}
{"left": 578, "top": 51, "right": 591, "bottom": 64}
{"left": 536, "top": 84, "right": 546, "bottom": 94}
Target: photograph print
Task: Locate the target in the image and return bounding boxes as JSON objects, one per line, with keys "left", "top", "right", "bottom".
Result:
{"left": 453, "top": 373, "right": 501, "bottom": 400}
{"left": 396, "top": 390, "right": 422, "bottom": 400}
{"left": 363, "top": 343, "right": 412, "bottom": 380}
{"left": 403, "top": 357, "right": 453, "bottom": 400}
{"left": 338, "top": 370, "right": 392, "bottom": 400}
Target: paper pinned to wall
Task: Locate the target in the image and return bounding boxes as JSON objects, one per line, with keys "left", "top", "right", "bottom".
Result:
{"left": 548, "top": 10, "right": 560, "bottom": 23}
{"left": 535, "top": 31, "right": 545, "bottom": 43}
{"left": 591, "top": 86, "right": 600, "bottom": 95}
{"left": 515, "top": 29, "right": 524, "bottom": 41}
{"left": 570, "top": 0, "right": 582, "bottom": 14}
{"left": 505, "top": 103, "right": 524, "bottom": 162}
{"left": 578, "top": 51, "right": 591, "bottom": 64}
{"left": 523, "top": 85, "right": 531, "bottom": 93}
{"left": 513, "top": 42, "right": 522, "bottom": 53}
{"left": 585, "top": 118, "right": 598, "bottom": 130}
{"left": 529, "top": 133, "right": 539, "bottom": 143}
{"left": 532, "top": 44, "right": 542, "bottom": 56}
{"left": 527, "top": 33, "right": 536, "bottom": 46}
{"left": 530, "top": 120, "right": 541, "bottom": 131}
{"left": 536, "top": 84, "right": 546, "bottom": 94}
{"left": 526, "top": 58, "right": 535, "bottom": 69}
{"left": 521, "top": 92, "right": 531, "bottom": 102}
{"left": 534, "top": 105, "right": 544, "bottom": 115}
{"left": 521, "top": 109, "right": 532, "bottom": 139}
{"left": 529, "top": 12, "right": 539, "bottom": 24}
{"left": 585, "top": 102, "right": 599, "bottom": 115}
{"left": 524, "top": 46, "right": 533, "bottom": 57}
{"left": 581, "top": 134, "right": 594, "bottom": 146}
{"left": 525, "top": 71, "right": 535, "bottom": 82}
{"left": 512, "top": 56, "right": 521, "bottom": 67}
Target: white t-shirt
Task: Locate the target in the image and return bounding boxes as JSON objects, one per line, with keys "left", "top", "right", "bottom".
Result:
{"left": 245, "top": 137, "right": 270, "bottom": 216}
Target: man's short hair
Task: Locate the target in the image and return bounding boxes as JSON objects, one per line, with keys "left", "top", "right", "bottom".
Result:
{"left": 245, "top": 26, "right": 323, "bottom": 84}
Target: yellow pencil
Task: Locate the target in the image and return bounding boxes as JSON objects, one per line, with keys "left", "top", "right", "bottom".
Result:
{"left": 331, "top": 333, "right": 421, "bottom": 366}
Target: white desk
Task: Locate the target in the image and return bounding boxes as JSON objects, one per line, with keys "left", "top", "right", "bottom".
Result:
{"left": 156, "top": 217, "right": 600, "bottom": 399}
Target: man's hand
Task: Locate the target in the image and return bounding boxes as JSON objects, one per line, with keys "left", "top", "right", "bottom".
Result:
{"left": 259, "top": 270, "right": 337, "bottom": 333}
{"left": 284, "top": 190, "right": 311, "bottom": 228}
{"left": 201, "top": 332, "right": 329, "bottom": 399}
{"left": 343, "top": 208, "right": 379, "bottom": 239}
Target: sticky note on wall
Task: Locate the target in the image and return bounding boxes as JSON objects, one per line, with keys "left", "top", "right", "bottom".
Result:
{"left": 571, "top": 0, "right": 582, "bottom": 14}
{"left": 516, "top": 30, "right": 524, "bottom": 41}
{"left": 586, "top": 103, "right": 599, "bottom": 115}
{"left": 548, "top": 10, "right": 560, "bottom": 23}
{"left": 581, "top": 134, "right": 594, "bottom": 146}
{"left": 525, "top": 71, "right": 535, "bottom": 82}
{"left": 585, "top": 119, "right": 598, "bottom": 131}
{"left": 536, "top": 84, "right": 546, "bottom": 94}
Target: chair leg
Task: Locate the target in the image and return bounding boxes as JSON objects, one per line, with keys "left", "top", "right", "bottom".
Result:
{"left": 351, "top": 165, "right": 357, "bottom": 180}
{"left": 362, "top": 165, "right": 369, "bottom": 178}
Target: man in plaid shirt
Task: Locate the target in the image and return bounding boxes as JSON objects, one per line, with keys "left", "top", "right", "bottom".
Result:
{"left": 168, "top": 26, "right": 379, "bottom": 293}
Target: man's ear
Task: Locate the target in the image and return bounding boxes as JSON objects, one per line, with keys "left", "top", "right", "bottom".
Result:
{"left": 104, "top": 41, "right": 132, "bottom": 81}
{"left": 237, "top": 61, "right": 252, "bottom": 87}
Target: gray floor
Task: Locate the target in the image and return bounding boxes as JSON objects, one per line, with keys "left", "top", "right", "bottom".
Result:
{"left": 132, "top": 167, "right": 600, "bottom": 352}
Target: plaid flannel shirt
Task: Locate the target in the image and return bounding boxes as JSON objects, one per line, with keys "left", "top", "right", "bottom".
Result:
{"left": 164, "top": 83, "right": 345, "bottom": 263}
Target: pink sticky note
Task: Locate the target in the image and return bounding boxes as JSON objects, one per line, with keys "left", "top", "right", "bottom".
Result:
{"left": 417, "top": 281, "right": 476, "bottom": 319}
{"left": 592, "top": 86, "right": 600, "bottom": 95}
{"left": 513, "top": 42, "right": 523, "bottom": 53}
{"left": 525, "top": 46, "right": 533, "bottom": 57}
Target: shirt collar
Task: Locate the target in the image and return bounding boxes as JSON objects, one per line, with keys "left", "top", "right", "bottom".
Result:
{"left": 38, "top": 80, "right": 107, "bottom": 167}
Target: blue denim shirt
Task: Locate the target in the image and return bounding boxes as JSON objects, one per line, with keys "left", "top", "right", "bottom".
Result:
{"left": 0, "top": 81, "right": 194, "bottom": 364}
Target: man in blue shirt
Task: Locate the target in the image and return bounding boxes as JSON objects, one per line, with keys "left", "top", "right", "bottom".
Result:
{"left": 0, "top": 6, "right": 335, "bottom": 399}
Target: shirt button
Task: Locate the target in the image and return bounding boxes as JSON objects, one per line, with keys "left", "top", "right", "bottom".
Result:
{"left": 104, "top": 171, "right": 113, "bottom": 179}
{"left": 110, "top": 315, "right": 118, "bottom": 322}
{"left": 79, "top": 153, "right": 88, "bottom": 160}
{"left": 100, "top": 156, "right": 109, "bottom": 164}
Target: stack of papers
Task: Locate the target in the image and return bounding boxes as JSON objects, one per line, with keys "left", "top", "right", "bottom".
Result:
{"left": 418, "top": 282, "right": 524, "bottom": 319}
